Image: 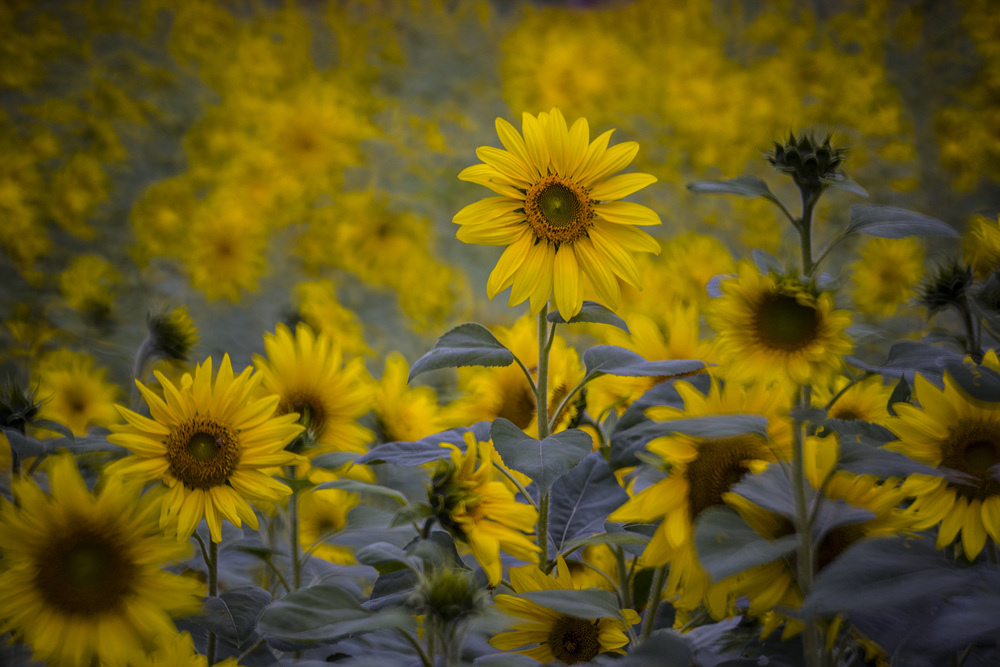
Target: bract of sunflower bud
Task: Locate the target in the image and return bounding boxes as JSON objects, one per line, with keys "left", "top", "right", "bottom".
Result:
{"left": 0, "top": 376, "right": 40, "bottom": 433}
{"left": 410, "top": 567, "right": 487, "bottom": 626}
{"left": 145, "top": 306, "right": 198, "bottom": 363}
{"left": 920, "top": 261, "right": 973, "bottom": 317}
{"left": 765, "top": 132, "right": 847, "bottom": 199}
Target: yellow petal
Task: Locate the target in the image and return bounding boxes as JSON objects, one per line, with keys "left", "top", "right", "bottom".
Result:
{"left": 590, "top": 172, "right": 657, "bottom": 201}
{"left": 553, "top": 244, "right": 582, "bottom": 320}
{"left": 595, "top": 200, "right": 662, "bottom": 226}
{"left": 487, "top": 231, "right": 533, "bottom": 299}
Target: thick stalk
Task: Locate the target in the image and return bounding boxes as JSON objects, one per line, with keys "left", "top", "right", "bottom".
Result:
{"left": 286, "top": 466, "right": 302, "bottom": 591}
{"left": 536, "top": 306, "right": 552, "bottom": 567}
{"left": 792, "top": 386, "right": 821, "bottom": 667}
{"left": 640, "top": 566, "right": 667, "bottom": 640}
{"left": 799, "top": 190, "right": 817, "bottom": 277}
{"left": 207, "top": 539, "right": 219, "bottom": 665}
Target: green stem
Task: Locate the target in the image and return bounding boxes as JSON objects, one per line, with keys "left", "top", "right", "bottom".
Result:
{"left": 398, "top": 629, "right": 434, "bottom": 667}
{"left": 207, "top": 539, "right": 219, "bottom": 665}
{"left": 791, "top": 386, "right": 821, "bottom": 667}
{"left": 640, "top": 566, "right": 667, "bottom": 640}
{"left": 799, "top": 191, "right": 817, "bottom": 277}
{"left": 536, "top": 306, "right": 552, "bottom": 569}
{"left": 285, "top": 466, "right": 302, "bottom": 591}
{"left": 538, "top": 490, "right": 551, "bottom": 570}
{"left": 492, "top": 460, "right": 537, "bottom": 509}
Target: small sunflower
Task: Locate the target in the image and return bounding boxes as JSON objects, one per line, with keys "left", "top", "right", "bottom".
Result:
{"left": 297, "top": 474, "right": 359, "bottom": 566}
{"left": 609, "top": 378, "right": 791, "bottom": 615}
{"left": 454, "top": 108, "right": 661, "bottom": 319}
{"left": 33, "top": 349, "right": 121, "bottom": 437}
{"left": 490, "top": 555, "right": 640, "bottom": 664}
{"left": 375, "top": 351, "right": 452, "bottom": 443}
{"left": 813, "top": 374, "right": 895, "bottom": 425}
{"left": 108, "top": 354, "right": 304, "bottom": 542}
{"left": 428, "top": 432, "right": 540, "bottom": 586}
{"left": 886, "top": 372, "right": 1000, "bottom": 560}
{"left": 849, "top": 237, "right": 925, "bottom": 317}
{"left": 254, "top": 322, "right": 374, "bottom": 456}
{"left": 0, "top": 454, "right": 203, "bottom": 666}
{"left": 707, "top": 261, "right": 853, "bottom": 388}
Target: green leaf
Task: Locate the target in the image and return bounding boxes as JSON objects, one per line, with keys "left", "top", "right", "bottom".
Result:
{"left": 694, "top": 507, "right": 798, "bottom": 581}
{"left": 313, "top": 479, "right": 407, "bottom": 505}
{"left": 803, "top": 536, "right": 972, "bottom": 616}
{"left": 408, "top": 323, "right": 514, "bottom": 382}
{"left": 258, "top": 583, "right": 415, "bottom": 642}
{"left": 822, "top": 172, "right": 868, "bottom": 198}
{"left": 751, "top": 248, "right": 785, "bottom": 276}
{"left": 549, "top": 452, "right": 630, "bottom": 554}
{"left": 513, "top": 588, "right": 626, "bottom": 623}
{"left": 943, "top": 359, "right": 1000, "bottom": 402}
{"left": 687, "top": 175, "right": 778, "bottom": 201}
{"left": 617, "top": 629, "right": 692, "bottom": 667}
{"left": 356, "top": 440, "right": 450, "bottom": 466}
{"left": 563, "top": 529, "right": 650, "bottom": 553}
{"left": 583, "top": 346, "right": 704, "bottom": 379}
{"left": 846, "top": 205, "right": 958, "bottom": 239}
{"left": 197, "top": 586, "right": 272, "bottom": 648}
{"left": 390, "top": 502, "right": 433, "bottom": 528}
{"left": 846, "top": 340, "right": 965, "bottom": 382}
{"left": 354, "top": 542, "right": 420, "bottom": 574}
{"left": 836, "top": 436, "right": 941, "bottom": 478}
{"left": 546, "top": 300, "right": 629, "bottom": 332}
{"left": 490, "top": 419, "right": 591, "bottom": 493}
{"left": 310, "top": 452, "right": 359, "bottom": 469}
{"left": 655, "top": 415, "right": 769, "bottom": 439}
{"left": 729, "top": 466, "right": 796, "bottom": 519}
{"left": 811, "top": 499, "right": 874, "bottom": 544}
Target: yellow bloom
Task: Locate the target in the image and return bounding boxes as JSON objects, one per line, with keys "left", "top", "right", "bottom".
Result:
{"left": 108, "top": 354, "right": 304, "bottom": 542}
{"left": 813, "top": 374, "right": 894, "bottom": 425}
{"left": 490, "top": 556, "right": 640, "bottom": 664}
{"left": 33, "top": 349, "right": 120, "bottom": 436}
{"left": 0, "top": 454, "right": 202, "bottom": 666}
{"left": 254, "top": 322, "right": 374, "bottom": 456}
{"left": 454, "top": 108, "right": 661, "bottom": 319}
{"left": 429, "top": 433, "right": 539, "bottom": 586}
{"left": 707, "top": 261, "right": 853, "bottom": 388}
{"left": 850, "top": 237, "right": 925, "bottom": 316}
{"left": 59, "top": 253, "right": 120, "bottom": 321}
{"left": 375, "top": 351, "right": 452, "bottom": 443}
{"left": 294, "top": 279, "right": 372, "bottom": 358}
{"left": 962, "top": 213, "right": 1000, "bottom": 280}
{"left": 297, "top": 472, "right": 359, "bottom": 565}
{"left": 886, "top": 372, "right": 1000, "bottom": 560}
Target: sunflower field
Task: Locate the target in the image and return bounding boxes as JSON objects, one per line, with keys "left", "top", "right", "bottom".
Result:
{"left": 3, "top": 1, "right": 1000, "bottom": 665}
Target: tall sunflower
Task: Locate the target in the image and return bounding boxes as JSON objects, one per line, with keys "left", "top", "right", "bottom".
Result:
{"left": 254, "top": 322, "right": 374, "bottom": 456}
{"left": 490, "top": 556, "right": 640, "bottom": 664}
{"left": 108, "top": 354, "right": 304, "bottom": 542}
{"left": 609, "top": 378, "right": 791, "bottom": 616}
{"left": 428, "top": 432, "right": 540, "bottom": 586}
{"left": 706, "top": 261, "right": 853, "bottom": 388}
{"left": 453, "top": 108, "right": 661, "bottom": 319}
{"left": 886, "top": 372, "right": 1000, "bottom": 560}
{"left": 0, "top": 454, "right": 203, "bottom": 666}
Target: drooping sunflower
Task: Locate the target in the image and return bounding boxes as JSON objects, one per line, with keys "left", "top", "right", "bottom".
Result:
{"left": 609, "top": 378, "right": 792, "bottom": 616}
{"left": 428, "top": 432, "right": 540, "bottom": 586}
{"left": 0, "top": 454, "right": 203, "bottom": 666}
{"left": 107, "top": 354, "right": 304, "bottom": 542}
{"left": 706, "top": 261, "right": 853, "bottom": 388}
{"left": 454, "top": 107, "right": 661, "bottom": 320}
{"left": 490, "top": 555, "right": 641, "bottom": 664}
{"left": 33, "top": 348, "right": 121, "bottom": 437}
{"left": 886, "top": 372, "right": 1000, "bottom": 560}
{"left": 253, "top": 322, "right": 374, "bottom": 456}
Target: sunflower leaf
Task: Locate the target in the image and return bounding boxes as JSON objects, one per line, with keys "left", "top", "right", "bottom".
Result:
{"left": 197, "top": 586, "right": 272, "bottom": 648}
{"left": 258, "top": 583, "right": 415, "bottom": 642}
{"left": 583, "top": 346, "right": 705, "bottom": 379}
{"left": 943, "top": 359, "right": 1000, "bottom": 402}
{"left": 616, "top": 629, "right": 693, "bottom": 666}
{"left": 729, "top": 465, "right": 797, "bottom": 519}
{"left": 408, "top": 323, "right": 514, "bottom": 382}
{"left": 687, "top": 175, "right": 779, "bottom": 202}
{"left": 311, "top": 451, "right": 360, "bottom": 469}
{"left": 694, "top": 506, "right": 799, "bottom": 581}
{"left": 845, "top": 205, "right": 958, "bottom": 239}
{"left": 548, "top": 452, "right": 630, "bottom": 554}
{"left": 752, "top": 248, "right": 785, "bottom": 275}
{"left": 836, "top": 436, "right": 942, "bottom": 478}
{"left": 822, "top": 172, "right": 869, "bottom": 198}
{"left": 562, "top": 529, "right": 650, "bottom": 554}
{"left": 656, "top": 415, "right": 770, "bottom": 439}
{"left": 846, "top": 340, "right": 965, "bottom": 382}
{"left": 490, "top": 418, "right": 591, "bottom": 493}
{"left": 313, "top": 479, "right": 407, "bottom": 505}
{"left": 513, "top": 588, "right": 626, "bottom": 623}
{"left": 355, "top": 440, "right": 451, "bottom": 466}
{"left": 354, "top": 542, "right": 420, "bottom": 575}
{"left": 546, "top": 300, "right": 629, "bottom": 332}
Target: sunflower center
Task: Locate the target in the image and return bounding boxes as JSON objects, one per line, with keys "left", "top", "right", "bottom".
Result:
{"left": 524, "top": 175, "right": 594, "bottom": 245}
{"left": 496, "top": 382, "right": 536, "bottom": 431}
{"left": 166, "top": 415, "right": 240, "bottom": 490}
{"left": 35, "top": 525, "right": 135, "bottom": 616}
{"left": 280, "top": 390, "right": 328, "bottom": 441}
{"left": 686, "top": 435, "right": 767, "bottom": 520}
{"left": 548, "top": 615, "right": 601, "bottom": 664}
{"left": 816, "top": 523, "right": 867, "bottom": 572}
{"left": 753, "top": 293, "right": 820, "bottom": 352}
{"left": 942, "top": 420, "right": 1000, "bottom": 500}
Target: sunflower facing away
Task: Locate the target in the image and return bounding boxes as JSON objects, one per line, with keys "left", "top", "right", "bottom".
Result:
{"left": 454, "top": 107, "right": 662, "bottom": 320}
{"left": 108, "top": 354, "right": 304, "bottom": 542}
{"left": 886, "top": 372, "right": 1000, "bottom": 560}
{"left": 490, "top": 555, "right": 640, "bottom": 664}
{"left": 0, "top": 454, "right": 203, "bottom": 666}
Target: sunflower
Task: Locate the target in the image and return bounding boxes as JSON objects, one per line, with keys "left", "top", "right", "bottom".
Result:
{"left": 453, "top": 107, "right": 661, "bottom": 320}
{"left": 849, "top": 237, "right": 925, "bottom": 317}
{"left": 374, "top": 351, "right": 452, "bottom": 443}
{"left": 813, "top": 374, "right": 895, "bottom": 425}
{"left": 886, "top": 372, "right": 1000, "bottom": 560}
{"left": 706, "top": 261, "right": 853, "bottom": 388}
{"left": 609, "top": 378, "right": 792, "bottom": 615}
{"left": 297, "top": 474, "right": 359, "bottom": 566}
{"left": 428, "top": 432, "right": 540, "bottom": 586}
{"left": 450, "top": 315, "right": 585, "bottom": 438}
{"left": 107, "top": 354, "right": 304, "bottom": 542}
{"left": 33, "top": 349, "right": 120, "bottom": 436}
{"left": 962, "top": 213, "right": 1000, "bottom": 280}
{"left": 0, "top": 454, "right": 203, "bottom": 666}
{"left": 253, "top": 322, "right": 374, "bottom": 456}
{"left": 490, "top": 555, "right": 641, "bottom": 664}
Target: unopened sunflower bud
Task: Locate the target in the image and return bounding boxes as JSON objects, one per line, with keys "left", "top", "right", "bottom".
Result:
{"left": 920, "top": 261, "right": 973, "bottom": 317}
{"left": 133, "top": 306, "right": 199, "bottom": 384}
{"left": 0, "top": 375, "right": 40, "bottom": 434}
{"left": 412, "top": 567, "right": 486, "bottom": 625}
{"left": 765, "top": 132, "right": 846, "bottom": 199}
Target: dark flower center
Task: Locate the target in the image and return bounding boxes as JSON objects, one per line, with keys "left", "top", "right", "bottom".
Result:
{"left": 942, "top": 421, "right": 1000, "bottom": 500}
{"left": 280, "top": 389, "right": 328, "bottom": 441}
{"left": 816, "top": 523, "right": 867, "bottom": 572}
{"left": 167, "top": 415, "right": 240, "bottom": 489}
{"left": 754, "top": 292, "right": 820, "bottom": 352}
{"left": 496, "top": 382, "right": 537, "bottom": 431}
{"left": 35, "top": 525, "right": 135, "bottom": 616}
{"left": 525, "top": 175, "right": 594, "bottom": 245}
{"left": 548, "top": 615, "right": 602, "bottom": 664}
{"left": 686, "top": 435, "right": 768, "bottom": 520}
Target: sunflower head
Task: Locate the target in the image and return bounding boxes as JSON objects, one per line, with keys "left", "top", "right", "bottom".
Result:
{"left": 411, "top": 567, "right": 487, "bottom": 626}
{"left": 145, "top": 306, "right": 199, "bottom": 363}
{"left": 920, "top": 260, "right": 973, "bottom": 316}
{"left": 765, "top": 132, "right": 846, "bottom": 197}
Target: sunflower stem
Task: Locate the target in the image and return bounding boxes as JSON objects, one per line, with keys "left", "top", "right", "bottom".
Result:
{"left": 798, "top": 190, "right": 817, "bottom": 278}
{"left": 615, "top": 546, "right": 634, "bottom": 611}
{"left": 640, "top": 565, "right": 667, "bottom": 640}
{"left": 287, "top": 466, "right": 302, "bottom": 591}
{"left": 791, "top": 385, "right": 821, "bottom": 667}
{"left": 207, "top": 538, "right": 219, "bottom": 665}
{"left": 398, "top": 628, "right": 434, "bottom": 667}
{"left": 536, "top": 306, "right": 552, "bottom": 568}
